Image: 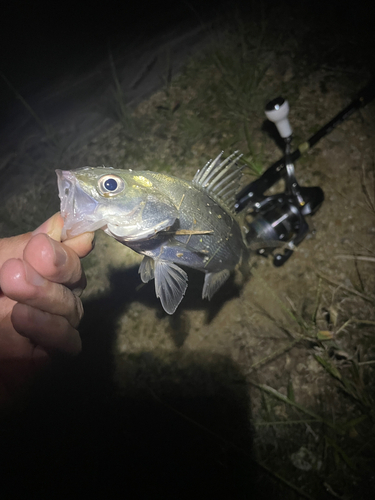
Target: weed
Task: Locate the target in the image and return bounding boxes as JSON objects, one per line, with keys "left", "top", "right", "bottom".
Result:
{"left": 107, "top": 49, "right": 136, "bottom": 134}
{"left": 246, "top": 265, "right": 375, "bottom": 497}
{"left": 0, "top": 72, "right": 60, "bottom": 148}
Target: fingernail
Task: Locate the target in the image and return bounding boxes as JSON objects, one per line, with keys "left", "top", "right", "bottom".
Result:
{"left": 50, "top": 239, "right": 67, "bottom": 267}
{"left": 23, "top": 261, "right": 46, "bottom": 287}
{"left": 32, "top": 213, "right": 63, "bottom": 241}
{"left": 79, "top": 231, "right": 95, "bottom": 250}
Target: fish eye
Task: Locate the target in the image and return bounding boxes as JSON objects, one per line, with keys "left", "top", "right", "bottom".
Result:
{"left": 97, "top": 175, "right": 125, "bottom": 196}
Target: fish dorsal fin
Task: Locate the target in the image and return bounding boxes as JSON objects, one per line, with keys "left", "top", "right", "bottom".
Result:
{"left": 202, "top": 269, "right": 230, "bottom": 300}
{"left": 192, "top": 151, "right": 243, "bottom": 214}
{"left": 154, "top": 260, "right": 188, "bottom": 314}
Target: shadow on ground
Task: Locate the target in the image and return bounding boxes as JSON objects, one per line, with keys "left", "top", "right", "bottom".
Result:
{"left": 82, "top": 263, "right": 244, "bottom": 339}
{"left": 0, "top": 267, "right": 279, "bottom": 499}
{"left": 1, "top": 350, "right": 280, "bottom": 499}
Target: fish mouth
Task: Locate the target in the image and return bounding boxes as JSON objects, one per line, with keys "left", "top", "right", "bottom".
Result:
{"left": 56, "top": 169, "right": 104, "bottom": 240}
{"left": 56, "top": 170, "right": 75, "bottom": 219}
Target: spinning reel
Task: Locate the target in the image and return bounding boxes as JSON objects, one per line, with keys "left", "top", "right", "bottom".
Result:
{"left": 235, "top": 80, "right": 375, "bottom": 266}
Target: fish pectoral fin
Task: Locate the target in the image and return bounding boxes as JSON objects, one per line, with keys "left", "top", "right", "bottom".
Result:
{"left": 202, "top": 269, "right": 230, "bottom": 300}
{"left": 154, "top": 260, "right": 188, "bottom": 315}
{"left": 139, "top": 256, "right": 155, "bottom": 283}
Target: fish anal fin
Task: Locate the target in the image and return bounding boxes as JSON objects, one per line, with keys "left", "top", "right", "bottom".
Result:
{"left": 154, "top": 260, "right": 188, "bottom": 315}
{"left": 202, "top": 269, "right": 230, "bottom": 300}
{"left": 139, "top": 256, "right": 155, "bottom": 283}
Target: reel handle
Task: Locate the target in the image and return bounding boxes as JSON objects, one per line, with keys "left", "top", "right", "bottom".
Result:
{"left": 265, "top": 97, "right": 293, "bottom": 139}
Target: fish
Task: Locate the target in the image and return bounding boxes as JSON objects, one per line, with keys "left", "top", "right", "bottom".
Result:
{"left": 56, "top": 152, "right": 249, "bottom": 314}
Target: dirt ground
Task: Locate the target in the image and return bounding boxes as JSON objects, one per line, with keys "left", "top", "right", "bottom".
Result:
{"left": 1, "top": 2, "right": 375, "bottom": 499}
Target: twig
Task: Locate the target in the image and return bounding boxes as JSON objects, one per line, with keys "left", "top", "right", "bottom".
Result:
{"left": 246, "top": 337, "right": 303, "bottom": 373}
{"left": 0, "top": 72, "right": 59, "bottom": 147}
{"left": 335, "top": 255, "right": 375, "bottom": 263}
{"left": 252, "top": 419, "right": 319, "bottom": 426}
{"left": 315, "top": 271, "right": 375, "bottom": 304}
{"left": 257, "top": 460, "right": 317, "bottom": 500}
{"left": 250, "top": 382, "right": 341, "bottom": 431}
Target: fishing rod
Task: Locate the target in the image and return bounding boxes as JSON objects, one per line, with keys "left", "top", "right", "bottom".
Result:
{"left": 235, "top": 79, "right": 375, "bottom": 266}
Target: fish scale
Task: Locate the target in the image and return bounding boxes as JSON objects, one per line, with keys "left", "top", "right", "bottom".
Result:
{"left": 142, "top": 171, "right": 243, "bottom": 271}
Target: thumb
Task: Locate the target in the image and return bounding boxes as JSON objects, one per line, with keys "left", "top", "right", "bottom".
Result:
{"left": 32, "top": 212, "right": 64, "bottom": 242}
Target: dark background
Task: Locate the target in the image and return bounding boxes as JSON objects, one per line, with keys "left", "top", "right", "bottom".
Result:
{"left": 1, "top": 1, "right": 217, "bottom": 111}
{"left": 1, "top": 0, "right": 374, "bottom": 128}
{"left": 2, "top": 0, "right": 375, "bottom": 92}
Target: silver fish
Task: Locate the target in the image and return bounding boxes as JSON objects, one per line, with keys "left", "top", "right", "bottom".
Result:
{"left": 56, "top": 152, "right": 249, "bottom": 314}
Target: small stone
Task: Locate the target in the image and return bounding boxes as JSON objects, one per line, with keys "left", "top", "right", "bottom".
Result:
{"left": 327, "top": 130, "right": 344, "bottom": 143}
{"left": 290, "top": 447, "right": 316, "bottom": 471}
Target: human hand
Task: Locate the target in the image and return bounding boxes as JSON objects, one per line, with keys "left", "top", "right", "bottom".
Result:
{"left": 0, "top": 213, "right": 94, "bottom": 406}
